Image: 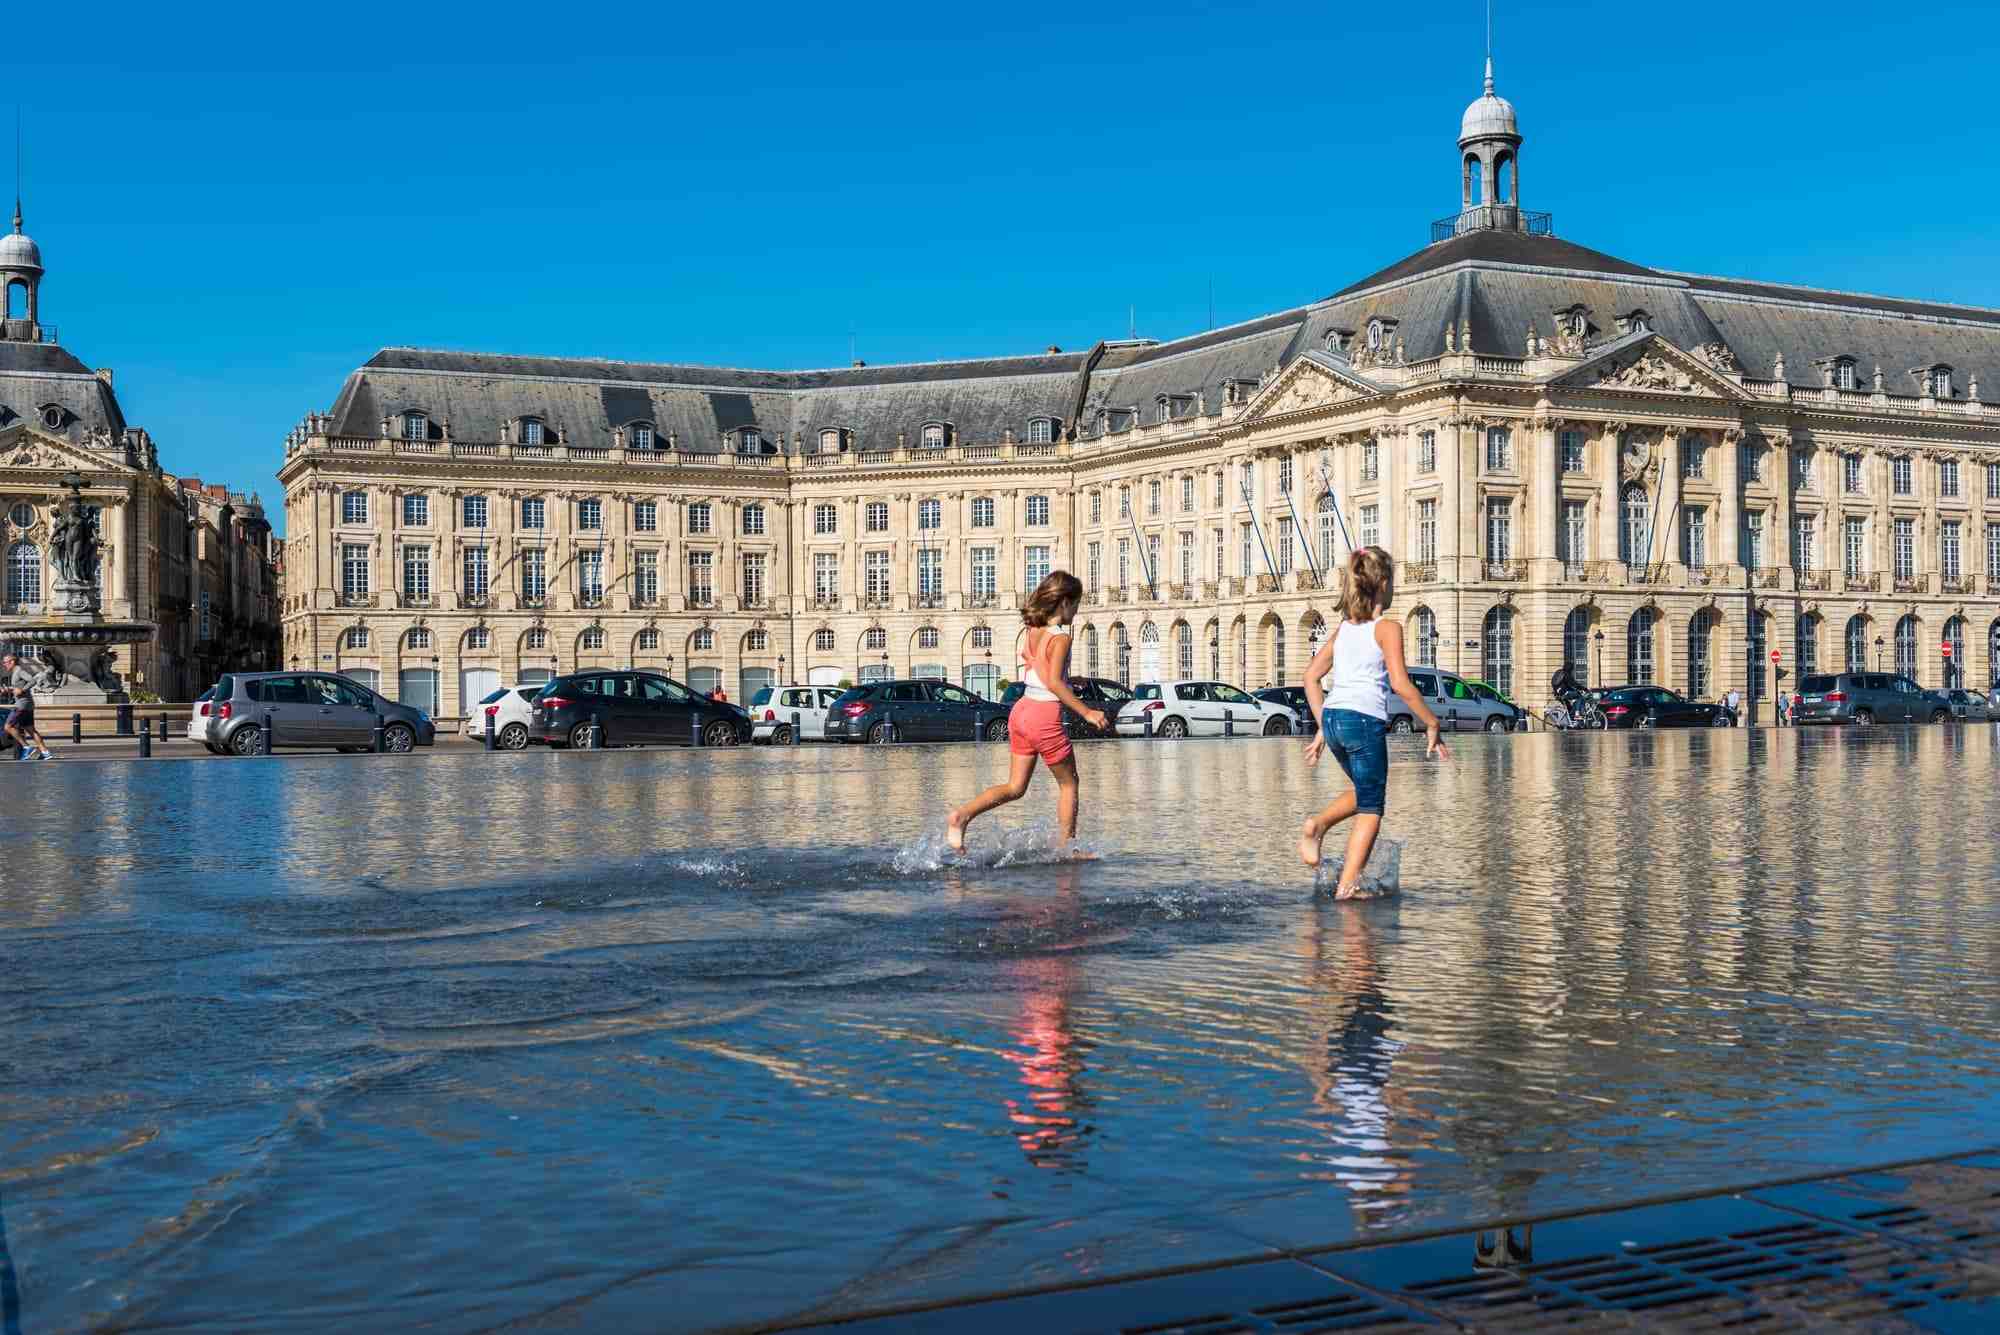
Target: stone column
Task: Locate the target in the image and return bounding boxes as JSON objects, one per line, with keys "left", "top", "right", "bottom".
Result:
{"left": 1718, "top": 429, "right": 1743, "bottom": 569}
{"left": 1657, "top": 431, "right": 1682, "bottom": 569}
{"left": 1597, "top": 426, "right": 1621, "bottom": 567}
{"left": 1379, "top": 428, "right": 1400, "bottom": 555}
{"left": 1769, "top": 434, "right": 1793, "bottom": 585}
{"left": 1531, "top": 420, "right": 1557, "bottom": 561}
{"left": 1441, "top": 420, "right": 1465, "bottom": 576}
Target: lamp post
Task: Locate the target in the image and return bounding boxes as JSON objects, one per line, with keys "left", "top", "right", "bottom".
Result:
{"left": 777, "top": 653, "right": 786, "bottom": 686}
{"left": 1874, "top": 635, "right": 1884, "bottom": 671}
{"left": 1593, "top": 629, "right": 1604, "bottom": 687}
{"left": 880, "top": 651, "right": 890, "bottom": 680}
{"left": 984, "top": 646, "right": 993, "bottom": 700}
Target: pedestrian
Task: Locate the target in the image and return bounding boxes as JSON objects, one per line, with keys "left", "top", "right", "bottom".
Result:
{"left": 1776, "top": 691, "right": 1790, "bottom": 726}
{"left": 946, "top": 570, "right": 1108, "bottom": 854}
{"left": 0, "top": 653, "right": 55, "bottom": 761}
{"left": 1726, "top": 686, "right": 1742, "bottom": 723}
{"left": 1297, "top": 546, "right": 1446, "bottom": 897}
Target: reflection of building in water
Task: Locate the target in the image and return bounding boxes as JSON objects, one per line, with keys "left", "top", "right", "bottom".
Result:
{"left": 279, "top": 52, "right": 2000, "bottom": 723}
{"left": 998, "top": 871, "right": 1094, "bottom": 1172}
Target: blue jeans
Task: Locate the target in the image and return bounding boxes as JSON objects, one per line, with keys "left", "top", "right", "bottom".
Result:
{"left": 1320, "top": 708, "right": 1389, "bottom": 815}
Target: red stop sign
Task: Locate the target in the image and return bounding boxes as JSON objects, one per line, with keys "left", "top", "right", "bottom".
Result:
{"left": 1942, "top": 643, "right": 1954, "bottom": 657}
{"left": 1769, "top": 649, "right": 1780, "bottom": 662}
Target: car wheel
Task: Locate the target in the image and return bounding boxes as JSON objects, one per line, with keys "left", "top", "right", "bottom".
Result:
{"left": 1263, "top": 715, "right": 1289, "bottom": 736}
{"left": 228, "top": 726, "right": 265, "bottom": 757}
{"left": 383, "top": 723, "right": 416, "bottom": 753}
{"left": 702, "top": 719, "right": 739, "bottom": 747}
{"left": 772, "top": 725, "right": 794, "bottom": 745}
{"left": 984, "top": 718, "right": 1009, "bottom": 742}
{"left": 1930, "top": 709, "right": 1950, "bottom": 724}
{"left": 203, "top": 741, "right": 223, "bottom": 755}
{"left": 568, "top": 721, "right": 600, "bottom": 750}
{"left": 1484, "top": 716, "right": 1505, "bottom": 733}
{"left": 1390, "top": 715, "right": 1415, "bottom": 734}
{"left": 1854, "top": 709, "right": 1873, "bottom": 726}
{"left": 1158, "top": 716, "right": 1189, "bottom": 739}
{"left": 867, "top": 720, "right": 891, "bottom": 744}
{"left": 499, "top": 723, "right": 529, "bottom": 750}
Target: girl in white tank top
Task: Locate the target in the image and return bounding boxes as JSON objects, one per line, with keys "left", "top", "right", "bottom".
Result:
{"left": 1296, "top": 546, "right": 1449, "bottom": 897}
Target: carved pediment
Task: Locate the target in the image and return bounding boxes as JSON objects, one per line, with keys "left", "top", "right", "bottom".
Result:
{"left": 1552, "top": 335, "right": 1753, "bottom": 401}
{"left": 1239, "top": 351, "right": 1386, "bottom": 423}
{"left": 0, "top": 423, "right": 139, "bottom": 477}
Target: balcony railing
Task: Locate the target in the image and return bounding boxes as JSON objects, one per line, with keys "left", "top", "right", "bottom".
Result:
{"left": 1105, "top": 586, "right": 1127, "bottom": 604}
{"left": 1402, "top": 562, "right": 1437, "bottom": 585}
{"left": 1941, "top": 573, "right": 1974, "bottom": 595}
{"left": 1295, "top": 570, "right": 1323, "bottom": 591}
{"left": 461, "top": 591, "right": 490, "bottom": 608}
{"left": 862, "top": 594, "right": 892, "bottom": 610}
{"left": 521, "top": 593, "right": 547, "bottom": 608}
{"left": 1750, "top": 567, "right": 1783, "bottom": 590}
{"left": 808, "top": 596, "right": 840, "bottom": 611}
{"left": 739, "top": 597, "right": 772, "bottom": 612}
{"left": 968, "top": 592, "right": 1000, "bottom": 609}
{"left": 1845, "top": 572, "right": 1879, "bottom": 592}
{"left": 687, "top": 593, "right": 716, "bottom": 610}
{"left": 578, "top": 592, "right": 605, "bottom": 609}
{"left": 915, "top": 593, "right": 946, "bottom": 610}
{"left": 398, "top": 591, "right": 434, "bottom": 608}
{"left": 1800, "top": 568, "right": 1833, "bottom": 591}
{"left": 337, "top": 591, "right": 376, "bottom": 608}
{"left": 632, "top": 595, "right": 660, "bottom": 608}
{"left": 1484, "top": 559, "right": 1527, "bottom": 582}
{"left": 1893, "top": 574, "right": 1926, "bottom": 594}
{"left": 1431, "top": 207, "right": 1553, "bottom": 243}
{"left": 1679, "top": 565, "right": 1710, "bottom": 586}
{"left": 1201, "top": 580, "right": 1220, "bottom": 600}
{"left": 1169, "top": 583, "right": 1193, "bottom": 601}
{"left": 1562, "top": 560, "right": 1611, "bottom": 584}
{"left": 1256, "top": 574, "right": 1282, "bottom": 593}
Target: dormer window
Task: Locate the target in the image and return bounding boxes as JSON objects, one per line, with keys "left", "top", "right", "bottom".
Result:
{"left": 519, "top": 417, "right": 545, "bottom": 447}
{"left": 1223, "top": 378, "right": 1257, "bottom": 406}
{"left": 818, "top": 428, "right": 845, "bottom": 454}
{"left": 737, "top": 427, "right": 764, "bottom": 454}
{"left": 1101, "top": 409, "right": 1135, "bottom": 434}
{"left": 1324, "top": 330, "right": 1348, "bottom": 354}
{"left": 1365, "top": 319, "right": 1385, "bottom": 351}
{"left": 38, "top": 404, "right": 65, "bottom": 430}
{"left": 920, "top": 423, "right": 948, "bottom": 450}
{"left": 1554, "top": 306, "right": 1590, "bottom": 339}
{"left": 1833, "top": 358, "right": 1857, "bottom": 391}
{"left": 1928, "top": 366, "right": 1954, "bottom": 398}
{"left": 629, "top": 422, "right": 656, "bottom": 451}
{"left": 401, "top": 411, "right": 429, "bottom": 442}
{"left": 1027, "top": 417, "right": 1056, "bottom": 444}
{"left": 1617, "top": 310, "right": 1651, "bottom": 335}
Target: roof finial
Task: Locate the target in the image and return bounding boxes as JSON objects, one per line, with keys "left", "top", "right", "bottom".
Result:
{"left": 12, "top": 103, "right": 21, "bottom": 234}
{"left": 1484, "top": 0, "right": 1495, "bottom": 93}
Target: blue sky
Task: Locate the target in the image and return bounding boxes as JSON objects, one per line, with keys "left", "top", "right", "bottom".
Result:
{"left": 15, "top": 1, "right": 2000, "bottom": 533}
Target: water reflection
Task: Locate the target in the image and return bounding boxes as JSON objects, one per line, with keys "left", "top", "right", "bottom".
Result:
{"left": 5, "top": 729, "right": 2000, "bottom": 1331}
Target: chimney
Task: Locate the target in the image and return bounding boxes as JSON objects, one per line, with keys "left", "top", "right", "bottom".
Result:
{"left": 96, "top": 368, "right": 114, "bottom": 387}
{"left": 851, "top": 359, "right": 866, "bottom": 368}
{"left": 1046, "top": 345, "right": 1062, "bottom": 354}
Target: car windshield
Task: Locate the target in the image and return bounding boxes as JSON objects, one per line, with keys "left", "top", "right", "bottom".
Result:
{"left": 832, "top": 687, "right": 872, "bottom": 706}
{"left": 1098, "top": 682, "right": 1134, "bottom": 702}
{"left": 750, "top": 687, "right": 775, "bottom": 707}
{"left": 1801, "top": 675, "right": 1838, "bottom": 694}
{"left": 1135, "top": 684, "right": 1161, "bottom": 700}
{"left": 1472, "top": 684, "right": 1500, "bottom": 702}
{"left": 478, "top": 688, "right": 511, "bottom": 705}
{"left": 1212, "top": 684, "right": 1255, "bottom": 705}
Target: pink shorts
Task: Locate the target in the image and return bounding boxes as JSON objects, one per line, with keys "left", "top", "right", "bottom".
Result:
{"left": 1008, "top": 697, "right": 1072, "bottom": 765}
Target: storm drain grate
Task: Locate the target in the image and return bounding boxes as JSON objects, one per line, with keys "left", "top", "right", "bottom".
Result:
{"left": 1123, "top": 1288, "right": 1419, "bottom": 1333}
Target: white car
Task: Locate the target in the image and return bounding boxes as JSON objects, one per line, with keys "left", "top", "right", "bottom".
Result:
{"left": 1115, "top": 681, "right": 1296, "bottom": 738}
{"left": 189, "top": 685, "right": 219, "bottom": 752}
{"left": 463, "top": 683, "right": 544, "bottom": 749}
{"left": 749, "top": 684, "right": 847, "bottom": 743}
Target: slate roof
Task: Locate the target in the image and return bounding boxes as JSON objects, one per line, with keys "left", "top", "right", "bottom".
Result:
{"left": 316, "top": 228, "right": 2000, "bottom": 449}
{"left": 0, "top": 340, "right": 128, "bottom": 442}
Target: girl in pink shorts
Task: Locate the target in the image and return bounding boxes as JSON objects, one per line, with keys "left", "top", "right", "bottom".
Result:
{"left": 947, "top": 571, "right": 1109, "bottom": 853}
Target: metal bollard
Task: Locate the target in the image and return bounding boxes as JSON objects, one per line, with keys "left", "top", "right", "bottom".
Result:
{"left": 877, "top": 718, "right": 895, "bottom": 744}
{"left": 139, "top": 725, "right": 152, "bottom": 758}
{"left": 371, "top": 716, "right": 386, "bottom": 753}
{"left": 264, "top": 708, "right": 277, "bottom": 754}
{"left": 117, "top": 703, "right": 133, "bottom": 736}
{"left": 483, "top": 711, "right": 495, "bottom": 751}
{"left": 1143, "top": 709, "right": 1155, "bottom": 739}
{"left": 159, "top": 711, "right": 169, "bottom": 738}
{"left": 72, "top": 712, "right": 82, "bottom": 744}
{"left": 1224, "top": 709, "right": 1234, "bottom": 737}
{"left": 790, "top": 710, "right": 802, "bottom": 745}
{"left": 690, "top": 712, "right": 702, "bottom": 747}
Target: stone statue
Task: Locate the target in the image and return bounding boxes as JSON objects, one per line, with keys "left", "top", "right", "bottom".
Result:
{"left": 24, "top": 648, "right": 64, "bottom": 691}
{"left": 50, "top": 490, "right": 100, "bottom": 588}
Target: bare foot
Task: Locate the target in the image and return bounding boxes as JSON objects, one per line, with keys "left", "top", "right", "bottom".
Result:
{"left": 1297, "top": 818, "right": 1323, "bottom": 868}
{"left": 1058, "top": 843, "right": 1100, "bottom": 861}
{"left": 945, "top": 813, "right": 967, "bottom": 854}
{"left": 1334, "top": 880, "right": 1361, "bottom": 901}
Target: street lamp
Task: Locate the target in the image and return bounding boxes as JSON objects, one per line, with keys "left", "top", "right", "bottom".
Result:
{"left": 983, "top": 646, "right": 993, "bottom": 699}
{"left": 777, "top": 652, "right": 787, "bottom": 685}
{"left": 1593, "top": 629, "right": 1604, "bottom": 687}
{"left": 1874, "top": 635, "right": 1884, "bottom": 671}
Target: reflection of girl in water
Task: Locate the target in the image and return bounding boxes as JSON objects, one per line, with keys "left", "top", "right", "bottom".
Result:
{"left": 997, "top": 865, "right": 1093, "bottom": 1172}
{"left": 1295, "top": 905, "right": 1428, "bottom": 1217}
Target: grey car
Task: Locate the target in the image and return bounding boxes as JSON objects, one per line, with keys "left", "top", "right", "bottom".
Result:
{"left": 1793, "top": 672, "right": 1952, "bottom": 726}
{"left": 1394, "top": 668, "right": 1525, "bottom": 733}
{"left": 1943, "top": 689, "right": 1993, "bottom": 723}
{"left": 200, "top": 671, "right": 439, "bottom": 755}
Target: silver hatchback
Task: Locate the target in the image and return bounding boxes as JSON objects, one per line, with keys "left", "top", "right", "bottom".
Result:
{"left": 198, "top": 671, "right": 439, "bottom": 755}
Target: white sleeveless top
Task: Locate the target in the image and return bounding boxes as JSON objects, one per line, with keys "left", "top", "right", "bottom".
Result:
{"left": 1023, "top": 625, "right": 1070, "bottom": 702}
{"left": 1324, "top": 618, "right": 1389, "bottom": 720}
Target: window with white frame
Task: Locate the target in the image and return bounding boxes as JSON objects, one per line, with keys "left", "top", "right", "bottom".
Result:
{"left": 630, "top": 423, "right": 655, "bottom": 451}
{"left": 402, "top": 411, "right": 428, "bottom": 441}
{"left": 1988, "top": 464, "right": 2000, "bottom": 501}
{"left": 1485, "top": 426, "right": 1512, "bottom": 472}
{"left": 921, "top": 423, "right": 946, "bottom": 450}
{"left": 520, "top": 496, "right": 545, "bottom": 530}
{"left": 342, "top": 491, "right": 368, "bottom": 525}
{"left": 1929, "top": 367, "right": 1953, "bottom": 398}
{"left": 692, "top": 628, "right": 715, "bottom": 651}
{"left": 1086, "top": 541, "right": 1101, "bottom": 591}
{"left": 813, "top": 552, "right": 839, "bottom": 603}
{"left": 1359, "top": 504, "right": 1380, "bottom": 549}
{"left": 1180, "top": 476, "right": 1194, "bottom": 512}
{"left": 1026, "top": 494, "right": 1049, "bottom": 526}
{"left": 1360, "top": 442, "right": 1378, "bottom": 483}
{"left": 1744, "top": 512, "right": 1765, "bottom": 569}
{"left": 1278, "top": 458, "right": 1294, "bottom": 494}
{"left": 1177, "top": 530, "right": 1193, "bottom": 584}
{"left": 917, "top": 548, "right": 943, "bottom": 600}
{"left": 1683, "top": 440, "right": 1706, "bottom": 479}
{"left": 918, "top": 498, "right": 941, "bottom": 530}
{"left": 577, "top": 550, "right": 604, "bottom": 602}
{"left": 1834, "top": 360, "right": 1856, "bottom": 391}
{"left": 1238, "top": 461, "right": 1254, "bottom": 503}
{"left": 1844, "top": 517, "right": 1866, "bottom": 578}
{"left": 1417, "top": 430, "right": 1437, "bottom": 474}
{"left": 581, "top": 627, "right": 605, "bottom": 651}
{"left": 688, "top": 502, "right": 712, "bottom": 535}
{"left": 519, "top": 418, "right": 544, "bottom": 446}
{"left": 970, "top": 547, "right": 996, "bottom": 598}
{"left": 1148, "top": 479, "right": 1162, "bottom": 515}
{"left": 634, "top": 550, "right": 659, "bottom": 603}
{"left": 910, "top": 627, "right": 936, "bottom": 652}
{"left": 741, "top": 552, "right": 766, "bottom": 605}
{"left": 401, "top": 545, "right": 430, "bottom": 598}
{"left": 637, "top": 628, "right": 660, "bottom": 651}
{"left": 864, "top": 550, "right": 890, "bottom": 602}
{"left": 1792, "top": 515, "right": 1816, "bottom": 572}
{"left": 521, "top": 549, "right": 546, "bottom": 600}
{"left": 1212, "top": 527, "right": 1224, "bottom": 581}
{"left": 1117, "top": 538, "right": 1130, "bottom": 587}
{"left": 864, "top": 502, "right": 888, "bottom": 533}
{"left": 1560, "top": 430, "right": 1584, "bottom": 473}
{"left": 1485, "top": 498, "right": 1512, "bottom": 564}
{"left": 971, "top": 626, "right": 992, "bottom": 651}
{"left": 1560, "top": 500, "right": 1587, "bottom": 567}
{"left": 687, "top": 551, "right": 714, "bottom": 605}
{"left": 1239, "top": 523, "right": 1252, "bottom": 577}
{"left": 742, "top": 503, "right": 767, "bottom": 535}
{"left": 1683, "top": 506, "right": 1707, "bottom": 568}
{"left": 525, "top": 627, "right": 547, "bottom": 651}
{"left": 1213, "top": 471, "right": 1225, "bottom": 506}
{"left": 1893, "top": 517, "right": 1914, "bottom": 579}
{"left": 1795, "top": 449, "right": 1813, "bottom": 490}
{"left": 1275, "top": 518, "right": 1293, "bottom": 575}
{"left": 1844, "top": 454, "right": 1863, "bottom": 494}
{"left": 864, "top": 627, "right": 886, "bottom": 652}
{"left": 814, "top": 628, "right": 836, "bottom": 651}
{"left": 1742, "top": 444, "right": 1764, "bottom": 483}
{"left": 1892, "top": 456, "right": 1912, "bottom": 496}
{"left": 1118, "top": 486, "right": 1131, "bottom": 518}
{"left": 577, "top": 497, "right": 602, "bottom": 530}
{"left": 1146, "top": 534, "right": 1161, "bottom": 586}
{"left": 819, "top": 428, "right": 841, "bottom": 454}
{"left": 342, "top": 543, "right": 369, "bottom": 595}
{"left": 1028, "top": 417, "right": 1054, "bottom": 445}
{"left": 408, "top": 627, "right": 432, "bottom": 650}
{"left": 462, "top": 494, "right": 488, "bottom": 529}
{"left": 1415, "top": 499, "right": 1437, "bottom": 564}
{"left": 1940, "top": 458, "right": 1960, "bottom": 499}
{"left": 971, "top": 497, "right": 995, "bottom": 527}
{"left": 402, "top": 494, "right": 429, "bottom": 527}
{"left": 1988, "top": 522, "right": 2000, "bottom": 580}
{"left": 1942, "top": 521, "right": 1962, "bottom": 579}
{"left": 738, "top": 428, "right": 764, "bottom": 454}
{"left": 1025, "top": 545, "right": 1051, "bottom": 588}
{"left": 467, "top": 627, "right": 490, "bottom": 650}
{"left": 635, "top": 501, "right": 658, "bottom": 533}
{"left": 1089, "top": 491, "right": 1102, "bottom": 524}
{"left": 343, "top": 626, "right": 369, "bottom": 650}
{"left": 463, "top": 545, "right": 489, "bottom": 600}
{"left": 814, "top": 503, "right": 837, "bottom": 535}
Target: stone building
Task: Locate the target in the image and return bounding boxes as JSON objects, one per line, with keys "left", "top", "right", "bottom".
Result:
{"left": 278, "top": 61, "right": 2000, "bottom": 720}
{"left": 1, "top": 200, "right": 278, "bottom": 698}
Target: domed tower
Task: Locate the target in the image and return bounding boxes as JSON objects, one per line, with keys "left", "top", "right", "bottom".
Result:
{"left": 1, "top": 197, "right": 46, "bottom": 343}
{"left": 1458, "top": 58, "right": 1522, "bottom": 231}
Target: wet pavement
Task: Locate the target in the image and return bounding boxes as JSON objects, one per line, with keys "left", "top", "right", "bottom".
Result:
{"left": 4, "top": 727, "right": 1999, "bottom": 1331}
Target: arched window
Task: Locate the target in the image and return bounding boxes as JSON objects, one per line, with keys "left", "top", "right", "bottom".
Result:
{"left": 518, "top": 417, "right": 545, "bottom": 447}
{"left": 342, "top": 626, "right": 369, "bottom": 650}
{"left": 819, "top": 428, "right": 842, "bottom": 454}
{"left": 1895, "top": 615, "right": 1919, "bottom": 680}
{"left": 917, "top": 626, "right": 939, "bottom": 650}
{"left": 6, "top": 541, "right": 41, "bottom": 605}
{"left": 637, "top": 628, "right": 661, "bottom": 651}
{"left": 1845, "top": 615, "right": 1868, "bottom": 673}
{"left": 1748, "top": 611, "right": 1769, "bottom": 700}
{"left": 737, "top": 427, "right": 764, "bottom": 454}
{"left": 1564, "top": 608, "right": 1592, "bottom": 685}
{"left": 1465, "top": 153, "right": 1484, "bottom": 205}
{"left": 1943, "top": 616, "right": 1965, "bottom": 689}
{"left": 1688, "top": 609, "right": 1716, "bottom": 699}
{"left": 1316, "top": 493, "right": 1340, "bottom": 570}
{"left": 1495, "top": 152, "right": 1514, "bottom": 204}
{"left": 746, "top": 629, "right": 769, "bottom": 652}
{"left": 524, "top": 627, "right": 548, "bottom": 651}
{"left": 813, "top": 628, "right": 835, "bottom": 652}
{"left": 401, "top": 411, "right": 428, "bottom": 442}
{"left": 1208, "top": 622, "right": 1221, "bottom": 679}
{"left": 1028, "top": 417, "right": 1056, "bottom": 445}
{"left": 4, "top": 279, "right": 24, "bottom": 320}
{"left": 692, "top": 628, "right": 715, "bottom": 652}
{"left": 921, "top": 423, "right": 946, "bottom": 450}
{"left": 1797, "top": 614, "right": 1819, "bottom": 679}
{"left": 1139, "top": 621, "right": 1162, "bottom": 681}
{"left": 1619, "top": 484, "right": 1650, "bottom": 565}
{"left": 1411, "top": 607, "right": 1438, "bottom": 666}
{"left": 1176, "top": 623, "right": 1194, "bottom": 679}
{"left": 1306, "top": 618, "right": 1329, "bottom": 659}
{"left": 1482, "top": 606, "right": 1515, "bottom": 695}
{"left": 1629, "top": 608, "right": 1656, "bottom": 685}
{"left": 863, "top": 627, "right": 886, "bottom": 652}
{"left": 1113, "top": 624, "right": 1131, "bottom": 686}
{"left": 1081, "top": 624, "right": 1100, "bottom": 676}
{"left": 630, "top": 422, "right": 656, "bottom": 452}
{"left": 1271, "top": 621, "right": 1286, "bottom": 683}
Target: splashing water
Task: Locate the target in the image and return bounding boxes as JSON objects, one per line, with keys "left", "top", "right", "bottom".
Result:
{"left": 1314, "top": 834, "right": 1403, "bottom": 899}
{"left": 894, "top": 823, "right": 1099, "bottom": 875}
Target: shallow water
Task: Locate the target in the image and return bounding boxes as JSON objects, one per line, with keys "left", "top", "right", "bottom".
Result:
{"left": 5, "top": 727, "right": 2000, "bottom": 1331}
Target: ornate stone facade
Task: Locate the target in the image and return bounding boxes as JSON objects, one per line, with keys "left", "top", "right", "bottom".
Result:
{"left": 278, "top": 62, "right": 2000, "bottom": 717}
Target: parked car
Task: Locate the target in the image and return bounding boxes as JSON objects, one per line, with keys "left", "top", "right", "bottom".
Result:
{"left": 1393, "top": 669, "right": 1526, "bottom": 733}
{"left": 749, "top": 684, "right": 848, "bottom": 742}
{"left": 197, "top": 671, "right": 439, "bottom": 756}
{"left": 529, "top": 671, "right": 749, "bottom": 748}
{"left": 1254, "top": 686, "right": 1315, "bottom": 733}
{"left": 1794, "top": 672, "right": 1952, "bottom": 726}
{"left": 1943, "top": 689, "right": 1992, "bottom": 723}
{"left": 1113, "top": 681, "right": 1295, "bottom": 738}
{"left": 461, "top": 684, "right": 544, "bottom": 749}
{"left": 822, "top": 679, "right": 1012, "bottom": 743}
{"left": 998, "top": 675, "right": 1132, "bottom": 740}
{"left": 1596, "top": 685, "right": 1737, "bottom": 729}
{"left": 188, "top": 685, "right": 219, "bottom": 752}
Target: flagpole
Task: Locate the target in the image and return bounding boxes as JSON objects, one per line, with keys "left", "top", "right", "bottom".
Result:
{"left": 1125, "top": 501, "right": 1158, "bottom": 601}
{"left": 1315, "top": 459, "right": 1357, "bottom": 556}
